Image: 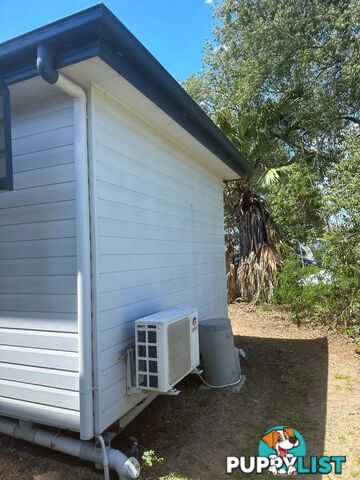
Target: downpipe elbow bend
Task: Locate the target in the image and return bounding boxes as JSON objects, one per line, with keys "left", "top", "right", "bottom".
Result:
{"left": 107, "top": 448, "right": 140, "bottom": 480}
{"left": 36, "top": 45, "right": 59, "bottom": 84}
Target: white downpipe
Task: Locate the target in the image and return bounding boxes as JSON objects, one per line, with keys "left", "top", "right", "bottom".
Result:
{"left": 54, "top": 73, "right": 93, "bottom": 440}
{"left": 0, "top": 417, "right": 140, "bottom": 480}
{"left": 33, "top": 50, "right": 140, "bottom": 480}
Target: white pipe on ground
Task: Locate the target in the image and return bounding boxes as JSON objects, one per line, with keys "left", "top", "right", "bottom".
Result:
{"left": 0, "top": 417, "right": 140, "bottom": 480}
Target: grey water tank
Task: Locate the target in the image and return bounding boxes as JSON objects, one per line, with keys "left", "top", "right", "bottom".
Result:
{"left": 199, "top": 317, "right": 241, "bottom": 386}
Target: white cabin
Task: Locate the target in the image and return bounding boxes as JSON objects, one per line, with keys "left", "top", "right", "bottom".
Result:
{"left": 0, "top": 4, "right": 251, "bottom": 445}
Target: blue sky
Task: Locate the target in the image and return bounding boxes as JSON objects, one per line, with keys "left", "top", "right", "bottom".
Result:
{"left": 0, "top": 0, "right": 215, "bottom": 81}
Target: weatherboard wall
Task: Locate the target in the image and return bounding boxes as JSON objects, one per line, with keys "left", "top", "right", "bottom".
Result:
{"left": 89, "top": 86, "right": 228, "bottom": 433}
{"left": 0, "top": 79, "right": 229, "bottom": 435}
{"left": 0, "top": 88, "right": 80, "bottom": 430}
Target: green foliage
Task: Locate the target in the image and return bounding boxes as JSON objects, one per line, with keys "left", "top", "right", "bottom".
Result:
{"left": 272, "top": 118, "right": 360, "bottom": 334}
{"left": 273, "top": 252, "right": 330, "bottom": 317}
{"left": 214, "top": 108, "right": 289, "bottom": 171}
{"left": 311, "top": 239, "right": 327, "bottom": 267}
{"left": 184, "top": 0, "right": 359, "bottom": 330}
{"left": 321, "top": 133, "right": 360, "bottom": 332}
{"left": 274, "top": 245, "right": 360, "bottom": 333}
{"left": 184, "top": 0, "right": 359, "bottom": 170}
{"left": 315, "top": 231, "right": 360, "bottom": 335}
{"left": 266, "top": 163, "right": 324, "bottom": 243}
{"left": 142, "top": 450, "right": 164, "bottom": 468}
{"left": 334, "top": 373, "right": 351, "bottom": 380}
{"left": 140, "top": 451, "right": 188, "bottom": 480}
{"left": 323, "top": 231, "right": 359, "bottom": 293}
{"left": 324, "top": 133, "right": 360, "bottom": 229}
{"left": 183, "top": 0, "right": 360, "bottom": 245}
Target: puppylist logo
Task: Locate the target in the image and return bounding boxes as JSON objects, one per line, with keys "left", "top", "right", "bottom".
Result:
{"left": 227, "top": 426, "right": 346, "bottom": 475}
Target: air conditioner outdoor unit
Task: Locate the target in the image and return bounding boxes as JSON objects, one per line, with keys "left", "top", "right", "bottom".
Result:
{"left": 135, "top": 307, "right": 199, "bottom": 393}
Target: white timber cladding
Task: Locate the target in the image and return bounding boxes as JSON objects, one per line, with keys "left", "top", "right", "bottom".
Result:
{"left": 0, "top": 89, "right": 80, "bottom": 430}
{"left": 90, "top": 86, "right": 227, "bottom": 434}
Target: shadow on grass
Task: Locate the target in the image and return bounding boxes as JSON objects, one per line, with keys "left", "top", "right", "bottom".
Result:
{"left": 0, "top": 335, "right": 328, "bottom": 480}
{"left": 124, "top": 335, "right": 328, "bottom": 480}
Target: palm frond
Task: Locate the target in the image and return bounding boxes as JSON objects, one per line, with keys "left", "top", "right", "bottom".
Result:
{"left": 256, "top": 164, "right": 294, "bottom": 186}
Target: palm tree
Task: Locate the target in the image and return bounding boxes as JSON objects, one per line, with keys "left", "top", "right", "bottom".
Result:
{"left": 219, "top": 108, "right": 290, "bottom": 302}
{"left": 225, "top": 181, "right": 282, "bottom": 302}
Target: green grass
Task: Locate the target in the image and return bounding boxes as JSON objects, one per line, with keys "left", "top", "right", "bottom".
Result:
{"left": 334, "top": 373, "right": 351, "bottom": 380}
{"left": 334, "top": 373, "right": 353, "bottom": 391}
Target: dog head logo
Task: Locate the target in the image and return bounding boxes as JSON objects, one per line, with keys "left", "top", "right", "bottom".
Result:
{"left": 259, "top": 426, "right": 305, "bottom": 475}
{"left": 262, "top": 427, "right": 299, "bottom": 458}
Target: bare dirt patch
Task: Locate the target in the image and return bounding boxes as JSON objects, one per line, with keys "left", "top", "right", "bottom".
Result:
{"left": 1, "top": 303, "right": 359, "bottom": 480}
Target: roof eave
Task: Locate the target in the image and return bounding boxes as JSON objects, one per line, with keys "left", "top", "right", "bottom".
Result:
{"left": 0, "top": 3, "right": 253, "bottom": 178}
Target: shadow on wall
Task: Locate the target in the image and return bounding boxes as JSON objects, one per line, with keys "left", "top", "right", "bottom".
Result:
{"left": 124, "top": 335, "right": 328, "bottom": 480}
